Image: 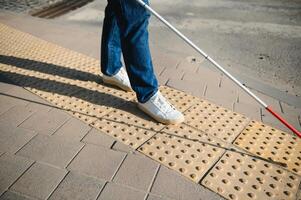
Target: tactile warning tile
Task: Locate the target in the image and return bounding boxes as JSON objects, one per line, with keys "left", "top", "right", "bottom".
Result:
{"left": 89, "top": 102, "right": 164, "bottom": 149}
{"left": 138, "top": 133, "right": 225, "bottom": 182}
{"left": 234, "top": 121, "right": 301, "bottom": 176}
{"left": 161, "top": 123, "right": 229, "bottom": 149}
{"left": 159, "top": 86, "right": 199, "bottom": 112}
{"left": 0, "top": 24, "right": 100, "bottom": 75}
{"left": 184, "top": 100, "right": 250, "bottom": 143}
{"left": 202, "top": 151, "right": 301, "bottom": 200}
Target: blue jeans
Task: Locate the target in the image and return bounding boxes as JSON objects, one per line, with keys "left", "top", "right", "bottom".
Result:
{"left": 101, "top": 0, "right": 158, "bottom": 103}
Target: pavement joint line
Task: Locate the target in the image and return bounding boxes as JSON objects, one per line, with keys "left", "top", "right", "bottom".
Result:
{"left": 95, "top": 181, "right": 109, "bottom": 200}
{"left": 79, "top": 126, "right": 93, "bottom": 143}
{"left": 279, "top": 101, "right": 284, "bottom": 114}
{"left": 13, "top": 132, "right": 39, "bottom": 156}
{"left": 65, "top": 143, "right": 86, "bottom": 170}
{"left": 143, "top": 164, "right": 161, "bottom": 200}
{"left": 7, "top": 160, "right": 36, "bottom": 192}
{"left": 13, "top": 131, "right": 39, "bottom": 155}
{"left": 46, "top": 169, "right": 70, "bottom": 200}
{"left": 50, "top": 115, "right": 72, "bottom": 136}
{"left": 110, "top": 152, "right": 128, "bottom": 182}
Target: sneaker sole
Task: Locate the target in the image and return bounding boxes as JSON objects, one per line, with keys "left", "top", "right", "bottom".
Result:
{"left": 102, "top": 76, "right": 132, "bottom": 92}
{"left": 138, "top": 103, "right": 185, "bottom": 125}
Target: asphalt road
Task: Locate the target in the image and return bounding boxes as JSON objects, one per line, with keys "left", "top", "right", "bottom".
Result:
{"left": 58, "top": 0, "right": 301, "bottom": 96}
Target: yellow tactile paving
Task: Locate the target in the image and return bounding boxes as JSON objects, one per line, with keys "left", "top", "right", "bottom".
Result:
{"left": 1, "top": 23, "right": 301, "bottom": 200}
{"left": 139, "top": 133, "right": 225, "bottom": 183}
{"left": 162, "top": 123, "right": 229, "bottom": 148}
{"left": 0, "top": 25, "right": 99, "bottom": 75}
{"left": 234, "top": 121, "right": 301, "bottom": 176}
{"left": 184, "top": 100, "right": 250, "bottom": 143}
{"left": 202, "top": 151, "right": 301, "bottom": 200}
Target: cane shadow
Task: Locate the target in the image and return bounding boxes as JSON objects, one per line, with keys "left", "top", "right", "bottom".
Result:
{"left": 0, "top": 55, "right": 159, "bottom": 125}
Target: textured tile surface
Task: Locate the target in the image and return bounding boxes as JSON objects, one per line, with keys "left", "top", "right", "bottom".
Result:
{"left": 234, "top": 121, "right": 301, "bottom": 175}
{"left": 202, "top": 151, "right": 301, "bottom": 200}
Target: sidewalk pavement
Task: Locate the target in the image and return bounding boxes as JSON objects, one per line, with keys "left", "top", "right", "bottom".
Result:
{"left": 0, "top": 12, "right": 300, "bottom": 200}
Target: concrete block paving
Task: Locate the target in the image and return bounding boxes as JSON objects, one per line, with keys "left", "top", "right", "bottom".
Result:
{"left": 0, "top": 23, "right": 301, "bottom": 200}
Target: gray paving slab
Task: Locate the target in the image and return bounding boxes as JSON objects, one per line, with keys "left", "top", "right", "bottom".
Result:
{"left": 0, "top": 94, "right": 28, "bottom": 116}
{"left": 111, "top": 141, "right": 133, "bottom": 153}
{"left": 0, "top": 82, "right": 19, "bottom": 94}
{"left": 16, "top": 134, "right": 84, "bottom": 168}
{"left": 205, "top": 85, "right": 236, "bottom": 110}
{"left": 147, "top": 194, "right": 173, "bottom": 200}
{"left": 151, "top": 51, "right": 184, "bottom": 76}
{"left": 67, "top": 144, "right": 125, "bottom": 181}
{"left": 25, "top": 102, "right": 52, "bottom": 113}
{"left": 113, "top": 154, "right": 159, "bottom": 191}
{"left": 0, "top": 122, "right": 37, "bottom": 154}
{"left": 0, "top": 154, "right": 34, "bottom": 196}
{"left": 159, "top": 67, "right": 184, "bottom": 84}
{"left": 3, "top": 86, "right": 52, "bottom": 106}
{"left": 0, "top": 191, "right": 36, "bottom": 200}
{"left": 166, "top": 78, "right": 206, "bottom": 98}
{"left": 53, "top": 118, "right": 91, "bottom": 142}
{"left": 233, "top": 102, "right": 261, "bottom": 121}
{"left": 82, "top": 128, "right": 115, "bottom": 148}
{"left": 49, "top": 172, "right": 105, "bottom": 200}
{"left": 19, "top": 108, "right": 71, "bottom": 135}
{"left": 0, "top": 105, "right": 34, "bottom": 126}
{"left": 253, "top": 90, "right": 282, "bottom": 113}
{"left": 10, "top": 162, "right": 67, "bottom": 200}
{"left": 182, "top": 68, "right": 222, "bottom": 87}
{"left": 151, "top": 166, "right": 224, "bottom": 200}
{"left": 176, "top": 60, "right": 200, "bottom": 74}
{"left": 219, "top": 77, "right": 240, "bottom": 99}
{"left": 97, "top": 183, "right": 146, "bottom": 200}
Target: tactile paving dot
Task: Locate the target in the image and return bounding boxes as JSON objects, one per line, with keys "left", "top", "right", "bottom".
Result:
{"left": 202, "top": 151, "right": 301, "bottom": 200}
{"left": 234, "top": 121, "right": 301, "bottom": 176}
{"left": 184, "top": 100, "right": 250, "bottom": 143}
{"left": 138, "top": 133, "right": 225, "bottom": 182}
{"left": 159, "top": 86, "right": 199, "bottom": 112}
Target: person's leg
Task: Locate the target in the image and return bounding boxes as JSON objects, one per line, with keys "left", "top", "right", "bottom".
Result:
{"left": 112, "top": 0, "right": 158, "bottom": 103}
{"left": 107, "top": 0, "right": 184, "bottom": 124}
{"left": 101, "top": 1, "right": 122, "bottom": 76}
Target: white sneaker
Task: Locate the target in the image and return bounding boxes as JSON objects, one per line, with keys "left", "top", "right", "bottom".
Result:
{"left": 102, "top": 67, "right": 132, "bottom": 92}
{"left": 138, "top": 91, "right": 185, "bottom": 124}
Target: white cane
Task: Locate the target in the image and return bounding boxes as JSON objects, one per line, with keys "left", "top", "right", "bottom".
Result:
{"left": 135, "top": 0, "right": 301, "bottom": 138}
